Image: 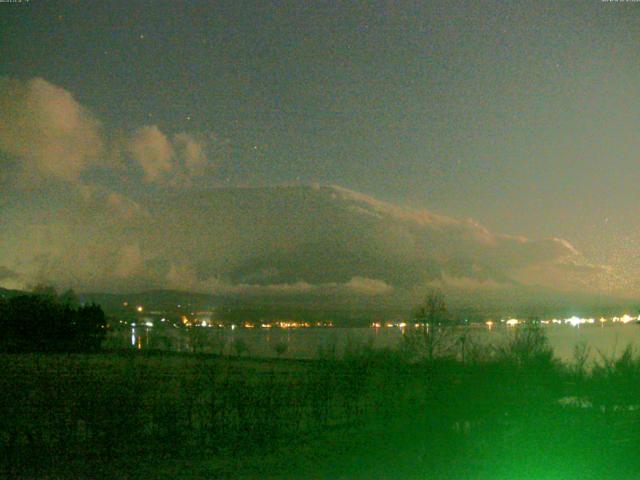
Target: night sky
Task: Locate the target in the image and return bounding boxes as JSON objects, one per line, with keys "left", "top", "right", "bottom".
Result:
{"left": 1, "top": 1, "right": 639, "bottom": 303}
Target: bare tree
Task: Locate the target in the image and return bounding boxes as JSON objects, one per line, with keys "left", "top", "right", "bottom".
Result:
{"left": 404, "top": 290, "right": 454, "bottom": 361}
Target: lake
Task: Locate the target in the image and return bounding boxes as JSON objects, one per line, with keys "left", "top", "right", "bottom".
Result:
{"left": 106, "top": 322, "right": 640, "bottom": 364}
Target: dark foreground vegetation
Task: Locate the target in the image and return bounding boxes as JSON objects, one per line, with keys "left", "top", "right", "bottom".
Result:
{"left": 2, "top": 325, "right": 640, "bottom": 479}
{"left": 0, "top": 290, "right": 106, "bottom": 353}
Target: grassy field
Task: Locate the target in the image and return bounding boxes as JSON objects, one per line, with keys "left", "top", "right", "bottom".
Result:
{"left": 2, "top": 333, "right": 640, "bottom": 479}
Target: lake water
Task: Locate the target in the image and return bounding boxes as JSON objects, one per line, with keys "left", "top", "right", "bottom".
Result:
{"left": 107, "top": 323, "right": 640, "bottom": 364}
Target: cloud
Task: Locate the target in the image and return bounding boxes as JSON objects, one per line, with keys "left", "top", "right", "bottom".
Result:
{"left": 0, "top": 266, "right": 24, "bottom": 290}
{"left": 76, "top": 184, "right": 149, "bottom": 221}
{"left": 146, "top": 178, "right": 598, "bottom": 297}
{"left": 0, "top": 266, "right": 22, "bottom": 290}
{"left": 242, "top": 281, "right": 316, "bottom": 295}
{"left": 162, "top": 263, "right": 390, "bottom": 297}
{"left": 0, "top": 77, "right": 226, "bottom": 191}
{"left": 0, "top": 266, "right": 19, "bottom": 282}
{"left": 128, "top": 125, "right": 174, "bottom": 182}
{"left": 163, "top": 262, "right": 313, "bottom": 296}
{"left": 106, "top": 192, "right": 149, "bottom": 221}
{"left": 0, "top": 77, "right": 102, "bottom": 182}
{"left": 511, "top": 258, "right": 612, "bottom": 293}
{"left": 0, "top": 77, "right": 622, "bottom": 303}
{"left": 0, "top": 179, "right": 619, "bottom": 303}
{"left": 344, "top": 276, "right": 393, "bottom": 295}
{"left": 113, "top": 244, "right": 144, "bottom": 278}
{"left": 127, "top": 127, "right": 221, "bottom": 185}
{"left": 168, "top": 132, "right": 219, "bottom": 187}
{"left": 326, "top": 186, "right": 601, "bottom": 288}
{"left": 174, "top": 133, "right": 207, "bottom": 175}
{"left": 429, "top": 273, "right": 507, "bottom": 291}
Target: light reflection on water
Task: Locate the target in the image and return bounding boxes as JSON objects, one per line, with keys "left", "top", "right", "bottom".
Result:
{"left": 110, "top": 324, "right": 640, "bottom": 362}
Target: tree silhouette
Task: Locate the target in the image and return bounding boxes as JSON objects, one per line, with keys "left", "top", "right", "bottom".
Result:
{"left": 59, "top": 288, "right": 80, "bottom": 308}
{"left": 404, "top": 290, "right": 454, "bottom": 361}
{"left": 0, "top": 291, "right": 106, "bottom": 352}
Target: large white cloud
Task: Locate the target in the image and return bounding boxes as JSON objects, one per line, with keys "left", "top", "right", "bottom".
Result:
{"left": 0, "top": 77, "right": 103, "bottom": 182}
{"left": 0, "top": 183, "right": 619, "bottom": 306}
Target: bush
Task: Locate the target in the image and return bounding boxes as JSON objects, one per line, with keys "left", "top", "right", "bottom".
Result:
{"left": 495, "top": 324, "right": 555, "bottom": 369}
